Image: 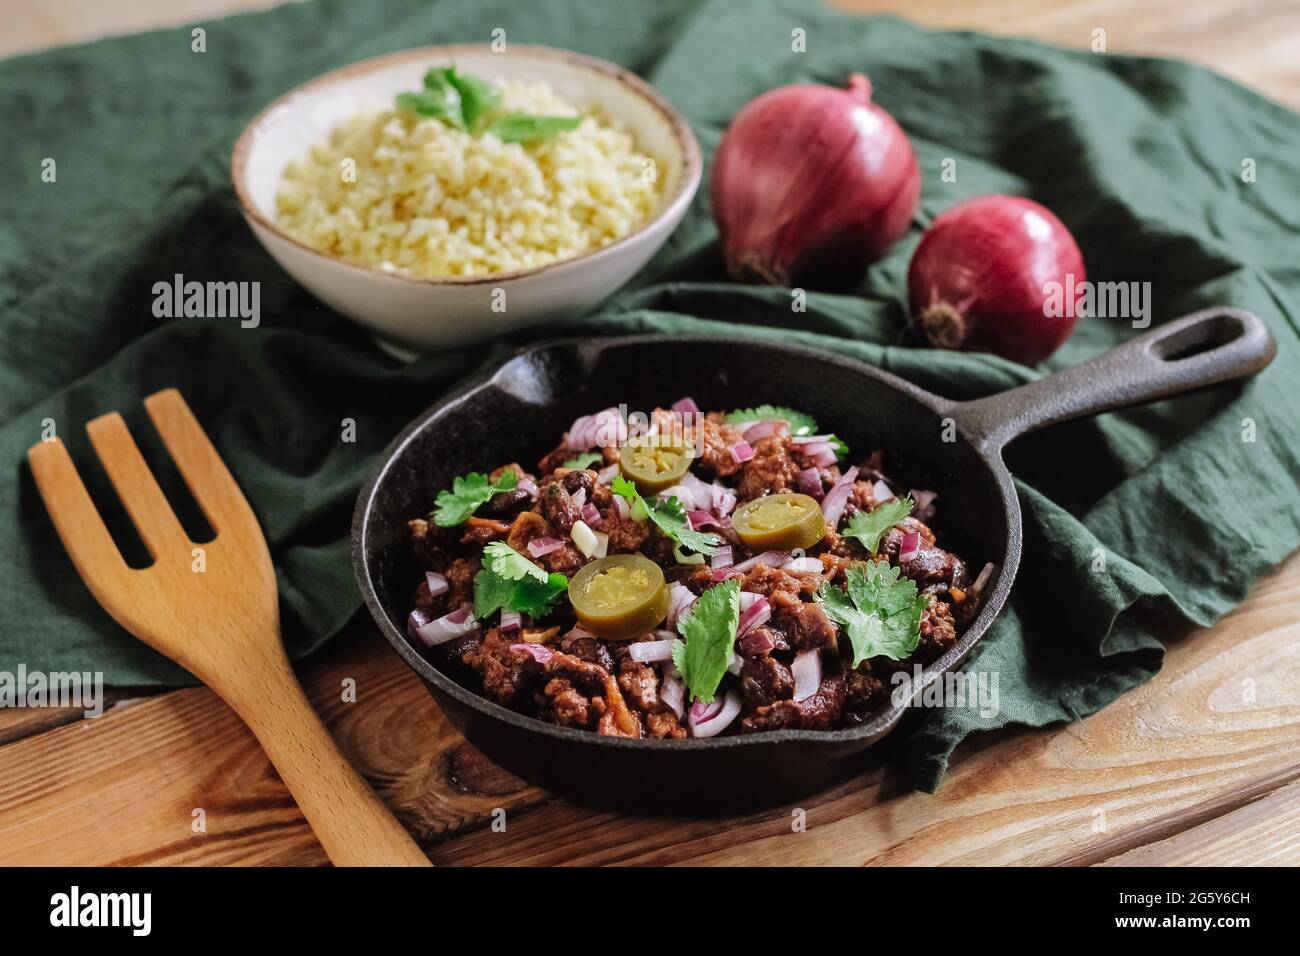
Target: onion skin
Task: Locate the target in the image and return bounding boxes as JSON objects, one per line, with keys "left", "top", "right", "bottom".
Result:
{"left": 711, "top": 74, "right": 920, "bottom": 287}
{"left": 907, "top": 195, "right": 1086, "bottom": 364}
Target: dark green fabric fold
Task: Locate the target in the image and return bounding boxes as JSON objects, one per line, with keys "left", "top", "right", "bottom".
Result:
{"left": 2, "top": 0, "right": 1296, "bottom": 789}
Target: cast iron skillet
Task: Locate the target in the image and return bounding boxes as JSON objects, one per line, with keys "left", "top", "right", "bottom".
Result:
{"left": 353, "top": 308, "right": 1274, "bottom": 812}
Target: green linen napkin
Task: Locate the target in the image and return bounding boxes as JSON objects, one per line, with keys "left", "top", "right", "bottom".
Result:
{"left": 2, "top": 0, "right": 1297, "bottom": 789}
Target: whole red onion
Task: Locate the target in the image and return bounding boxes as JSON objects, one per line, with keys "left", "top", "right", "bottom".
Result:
{"left": 907, "top": 195, "right": 1085, "bottom": 364}
{"left": 711, "top": 73, "right": 920, "bottom": 286}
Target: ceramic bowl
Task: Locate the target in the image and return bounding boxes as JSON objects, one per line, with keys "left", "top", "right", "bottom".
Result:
{"left": 232, "top": 44, "right": 701, "bottom": 357}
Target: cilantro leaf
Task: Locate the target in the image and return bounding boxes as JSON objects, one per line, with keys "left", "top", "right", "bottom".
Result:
{"left": 432, "top": 470, "right": 518, "bottom": 527}
{"left": 826, "top": 434, "right": 849, "bottom": 458}
{"left": 562, "top": 451, "right": 603, "bottom": 470}
{"left": 487, "top": 113, "right": 581, "bottom": 144}
{"left": 472, "top": 568, "right": 568, "bottom": 620}
{"left": 841, "top": 496, "right": 914, "bottom": 554}
{"left": 483, "top": 541, "right": 547, "bottom": 583}
{"left": 611, "top": 476, "right": 722, "bottom": 556}
{"left": 726, "top": 405, "right": 818, "bottom": 436}
{"left": 473, "top": 543, "right": 568, "bottom": 621}
{"left": 817, "top": 561, "right": 925, "bottom": 666}
{"left": 672, "top": 578, "right": 741, "bottom": 703}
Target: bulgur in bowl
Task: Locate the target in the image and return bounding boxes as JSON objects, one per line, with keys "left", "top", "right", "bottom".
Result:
{"left": 232, "top": 45, "right": 701, "bottom": 356}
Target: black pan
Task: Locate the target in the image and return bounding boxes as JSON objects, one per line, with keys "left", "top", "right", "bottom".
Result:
{"left": 352, "top": 308, "right": 1274, "bottom": 813}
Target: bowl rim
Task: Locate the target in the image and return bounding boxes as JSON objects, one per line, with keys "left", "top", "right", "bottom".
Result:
{"left": 351, "top": 333, "right": 1022, "bottom": 752}
{"left": 230, "top": 43, "right": 703, "bottom": 288}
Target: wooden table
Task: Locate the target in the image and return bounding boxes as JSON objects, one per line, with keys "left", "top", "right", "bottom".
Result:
{"left": 2, "top": 1, "right": 1298, "bottom": 867}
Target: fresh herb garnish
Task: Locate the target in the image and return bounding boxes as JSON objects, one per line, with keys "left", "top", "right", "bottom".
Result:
{"left": 825, "top": 434, "right": 849, "bottom": 458}
{"left": 726, "top": 405, "right": 818, "bottom": 437}
{"left": 561, "top": 451, "right": 603, "bottom": 470}
{"left": 432, "top": 470, "right": 518, "bottom": 527}
{"left": 473, "top": 542, "right": 568, "bottom": 620}
{"left": 841, "top": 496, "right": 914, "bottom": 554}
{"left": 486, "top": 113, "right": 581, "bottom": 144}
{"left": 611, "top": 476, "right": 722, "bottom": 556}
{"left": 816, "top": 561, "right": 926, "bottom": 666}
{"left": 396, "top": 67, "right": 580, "bottom": 145}
{"left": 671, "top": 578, "right": 741, "bottom": 703}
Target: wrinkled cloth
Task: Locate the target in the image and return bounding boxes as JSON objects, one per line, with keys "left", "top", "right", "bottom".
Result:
{"left": 2, "top": 0, "right": 1297, "bottom": 789}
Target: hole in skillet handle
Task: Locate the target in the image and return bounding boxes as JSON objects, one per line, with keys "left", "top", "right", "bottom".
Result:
{"left": 1150, "top": 310, "right": 1250, "bottom": 362}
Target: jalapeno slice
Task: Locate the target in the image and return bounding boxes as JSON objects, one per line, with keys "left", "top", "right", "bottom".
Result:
{"left": 618, "top": 435, "right": 693, "bottom": 494}
{"left": 731, "top": 492, "right": 827, "bottom": 551}
{"left": 568, "top": 554, "right": 669, "bottom": 640}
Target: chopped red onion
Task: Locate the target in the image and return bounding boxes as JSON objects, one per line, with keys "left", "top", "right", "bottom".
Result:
{"left": 671, "top": 396, "right": 700, "bottom": 415}
{"left": 737, "top": 595, "right": 771, "bottom": 637}
{"left": 597, "top": 463, "right": 619, "bottom": 485}
{"left": 710, "top": 545, "right": 734, "bottom": 570}
{"left": 413, "top": 604, "right": 479, "bottom": 647}
{"left": 629, "top": 639, "right": 675, "bottom": 663}
{"left": 689, "top": 691, "right": 742, "bottom": 738}
{"left": 581, "top": 502, "right": 601, "bottom": 526}
{"left": 566, "top": 407, "right": 626, "bottom": 451}
{"left": 743, "top": 421, "right": 789, "bottom": 443}
{"left": 690, "top": 509, "right": 723, "bottom": 531}
{"left": 899, "top": 531, "right": 921, "bottom": 562}
{"left": 910, "top": 488, "right": 937, "bottom": 521}
{"left": 499, "top": 610, "right": 523, "bottom": 634}
{"left": 517, "top": 478, "right": 539, "bottom": 498}
{"left": 666, "top": 582, "right": 697, "bottom": 629}
{"left": 799, "top": 440, "right": 833, "bottom": 457}
{"left": 425, "top": 571, "right": 449, "bottom": 598}
{"left": 660, "top": 484, "right": 697, "bottom": 511}
{"left": 730, "top": 441, "right": 755, "bottom": 463}
{"left": 710, "top": 566, "right": 741, "bottom": 582}
{"left": 732, "top": 550, "right": 790, "bottom": 573}
{"left": 872, "top": 479, "right": 894, "bottom": 502}
{"left": 511, "top": 643, "right": 553, "bottom": 664}
{"left": 611, "top": 493, "right": 631, "bottom": 521}
{"left": 727, "top": 651, "right": 745, "bottom": 676}
{"left": 406, "top": 606, "right": 433, "bottom": 641}
{"left": 796, "top": 467, "right": 824, "bottom": 500}
{"left": 561, "top": 625, "right": 594, "bottom": 644}
{"left": 571, "top": 487, "right": 587, "bottom": 509}
{"left": 689, "top": 696, "right": 724, "bottom": 725}
{"left": 738, "top": 629, "right": 776, "bottom": 656}
{"left": 738, "top": 591, "right": 762, "bottom": 612}
{"left": 715, "top": 490, "right": 737, "bottom": 516}
{"left": 659, "top": 672, "right": 685, "bottom": 718}
{"left": 680, "top": 474, "right": 737, "bottom": 516}
{"left": 792, "top": 650, "right": 822, "bottom": 702}
{"left": 654, "top": 629, "right": 678, "bottom": 641}
{"left": 791, "top": 434, "right": 833, "bottom": 444}
{"left": 781, "top": 556, "right": 823, "bottom": 573}
{"left": 821, "top": 465, "right": 859, "bottom": 530}
{"left": 811, "top": 448, "right": 837, "bottom": 468}
{"left": 526, "top": 536, "right": 564, "bottom": 558}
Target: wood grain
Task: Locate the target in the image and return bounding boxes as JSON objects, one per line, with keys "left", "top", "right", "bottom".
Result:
{"left": 2, "top": 553, "right": 1296, "bottom": 867}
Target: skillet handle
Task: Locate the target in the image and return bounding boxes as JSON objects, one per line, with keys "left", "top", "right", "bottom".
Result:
{"left": 948, "top": 308, "right": 1276, "bottom": 455}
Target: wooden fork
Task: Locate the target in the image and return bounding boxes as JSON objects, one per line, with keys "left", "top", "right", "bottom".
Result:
{"left": 27, "top": 388, "right": 431, "bottom": 867}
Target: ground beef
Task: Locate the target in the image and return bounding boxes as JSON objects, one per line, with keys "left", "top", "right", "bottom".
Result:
{"left": 463, "top": 629, "right": 544, "bottom": 708}
{"left": 740, "top": 674, "right": 846, "bottom": 732}
{"left": 736, "top": 436, "right": 802, "bottom": 500}
{"left": 505, "top": 510, "right": 587, "bottom": 574}
{"left": 595, "top": 674, "right": 643, "bottom": 738}
{"left": 563, "top": 635, "right": 616, "bottom": 673}
{"left": 545, "top": 651, "right": 611, "bottom": 696}
{"left": 740, "top": 655, "right": 794, "bottom": 711}
{"left": 694, "top": 418, "right": 747, "bottom": 480}
{"left": 444, "top": 556, "right": 480, "bottom": 608}
{"left": 539, "top": 476, "right": 584, "bottom": 536}
{"left": 917, "top": 597, "right": 959, "bottom": 662}
{"left": 843, "top": 663, "right": 886, "bottom": 720}
{"left": 540, "top": 677, "right": 591, "bottom": 728}
{"left": 770, "top": 595, "right": 838, "bottom": 651}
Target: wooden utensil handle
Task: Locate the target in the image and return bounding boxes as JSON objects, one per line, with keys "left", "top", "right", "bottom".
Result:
{"left": 220, "top": 654, "right": 431, "bottom": 867}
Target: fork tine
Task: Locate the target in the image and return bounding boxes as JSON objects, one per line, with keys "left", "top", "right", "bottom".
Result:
{"left": 142, "top": 389, "right": 256, "bottom": 538}
{"left": 85, "top": 412, "right": 191, "bottom": 557}
{"left": 27, "top": 438, "right": 133, "bottom": 594}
